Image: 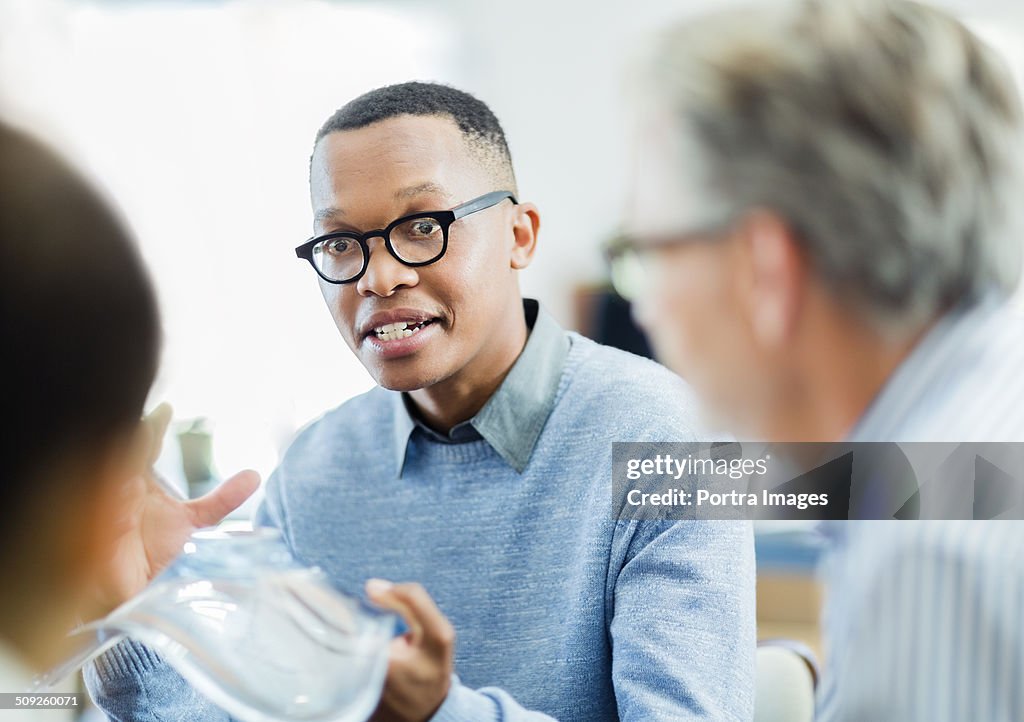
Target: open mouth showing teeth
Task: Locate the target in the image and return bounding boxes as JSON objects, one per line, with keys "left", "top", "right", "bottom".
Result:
{"left": 373, "top": 319, "right": 435, "bottom": 342}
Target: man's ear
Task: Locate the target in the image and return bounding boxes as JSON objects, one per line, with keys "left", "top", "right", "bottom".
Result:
{"left": 736, "top": 209, "right": 806, "bottom": 349}
{"left": 510, "top": 202, "right": 540, "bottom": 270}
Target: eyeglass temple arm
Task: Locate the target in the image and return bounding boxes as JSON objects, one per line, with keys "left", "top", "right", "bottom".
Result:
{"left": 451, "top": 190, "right": 518, "bottom": 220}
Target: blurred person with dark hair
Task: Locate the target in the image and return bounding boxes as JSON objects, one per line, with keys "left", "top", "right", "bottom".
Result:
{"left": 620, "top": 0, "right": 1024, "bottom": 719}
{"left": 87, "top": 82, "right": 755, "bottom": 721}
{"left": 0, "top": 120, "right": 259, "bottom": 707}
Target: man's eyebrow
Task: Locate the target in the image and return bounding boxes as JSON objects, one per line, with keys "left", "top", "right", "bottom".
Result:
{"left": 394, "top": 182, "right": 448, "bottom": 200}
{"left": 314, "top": 206, "right": 343, "bottom": 223}
{"left": 314, "top": 184, "right": 448, "bottom": 225}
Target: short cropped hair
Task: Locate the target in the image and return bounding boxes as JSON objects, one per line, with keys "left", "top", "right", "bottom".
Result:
{"left": 651, "top": 0, "right": 1024, "bottom": 332}
{"left": 0, "top": 121, "right": 159, "bottom": 544}
{"left": 315, "top": 81, "right": 517, "bottom": 193}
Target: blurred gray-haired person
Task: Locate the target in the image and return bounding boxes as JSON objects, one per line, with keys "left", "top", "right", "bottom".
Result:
{"left": 617, "top": 0, "right": 1024, "bottom": 719}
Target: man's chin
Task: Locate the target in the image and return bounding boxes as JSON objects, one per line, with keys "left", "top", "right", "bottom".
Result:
{"left": 376, "top": 376, "right": 429, "bottom": 393}
{"left": 369, "top": 361, "right": 448, "bottom": 394}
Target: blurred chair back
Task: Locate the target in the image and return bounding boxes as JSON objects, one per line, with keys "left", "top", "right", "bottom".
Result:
{"left": 755, "top": 640, "right": 818, "bottom": 722}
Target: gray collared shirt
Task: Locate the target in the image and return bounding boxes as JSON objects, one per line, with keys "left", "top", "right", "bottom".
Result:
{"left": 390, "top": 298, "right": 570, "bottom": 476}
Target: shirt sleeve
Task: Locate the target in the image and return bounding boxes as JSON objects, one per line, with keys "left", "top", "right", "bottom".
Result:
{"left": 609, "top": 519, "right": 757, "bottom": 721}
{"left": 84, "top": 641, "right": 233, "bottom": 722}
{"left": 416, "top": 520, "right": 755, "bottom": 722}
{"left": 426, "top": 675, "right": 558, "bottom": 721}
{"left": 423, "top": 515, "right": 757, "bottom": 722}
{"left": 252, "top": 467, "right": 289, "bottom": 539}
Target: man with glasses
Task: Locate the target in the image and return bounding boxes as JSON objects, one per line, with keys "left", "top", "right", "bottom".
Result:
{"left": 616, "top": 1, "right": 1024, "bottom": 720}
{"left": 88, "top": 82, "right": 755, "bottom": 721}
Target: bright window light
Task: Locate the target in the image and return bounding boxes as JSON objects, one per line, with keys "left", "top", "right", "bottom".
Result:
{"left": 0, "top": 0, "right": 455, "bottom": 489}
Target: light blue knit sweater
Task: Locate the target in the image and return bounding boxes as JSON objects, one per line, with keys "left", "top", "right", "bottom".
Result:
{"left": 87, "top": 331, "right": 755, "bottom": 721}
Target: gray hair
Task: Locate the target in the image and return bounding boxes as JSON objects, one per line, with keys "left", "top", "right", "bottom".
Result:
{"left": 651, "top": 0, "right": 1024, "bottom": 332}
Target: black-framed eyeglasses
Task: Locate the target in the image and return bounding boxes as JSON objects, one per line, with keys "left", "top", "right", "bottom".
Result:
{"left": 295, "top": 190, "right": 518, "bottom": 284}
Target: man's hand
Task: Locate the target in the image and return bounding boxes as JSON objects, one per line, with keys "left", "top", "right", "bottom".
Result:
{"left": 98, "top": 403, "right": 261, "bottom": 609}
{"left": 366, "top": 579, "right": 456, "bottom": 722}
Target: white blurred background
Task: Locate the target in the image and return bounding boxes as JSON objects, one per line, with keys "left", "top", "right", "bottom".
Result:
{"left": 1, "top": 0, "right": 1022, "bottom": 492}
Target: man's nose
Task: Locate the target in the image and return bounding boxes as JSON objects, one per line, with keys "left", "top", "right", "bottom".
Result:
{"left": 356, "top": 235, "right": 418, "bottom": 297}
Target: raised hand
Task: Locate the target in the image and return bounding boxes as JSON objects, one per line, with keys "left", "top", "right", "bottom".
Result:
{"left": 99, "top": 403, "right": 260, "bottom": 608}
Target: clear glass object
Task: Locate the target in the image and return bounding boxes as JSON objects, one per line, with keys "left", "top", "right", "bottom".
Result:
{"left": 35, "top": 528, "right": 396, "bottom": 722}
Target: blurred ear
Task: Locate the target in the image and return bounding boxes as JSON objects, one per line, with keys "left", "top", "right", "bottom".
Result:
{"left": 509, "top": 202, "right": 540, "bottom": 270}
{"left": 735, "top": 210, "right": 806, "bottom": 349}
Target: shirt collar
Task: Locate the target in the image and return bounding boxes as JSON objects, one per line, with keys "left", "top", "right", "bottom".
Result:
{"left": 391, "top": 298, "right": 569, "bottom": 476}
{"left": 848, "top": 292, "right": 1007, "bottom": 441}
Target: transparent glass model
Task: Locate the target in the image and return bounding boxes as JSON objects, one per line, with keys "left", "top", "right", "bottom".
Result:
{"left": 36, "top": 528, "right": 396, "bottom": 722}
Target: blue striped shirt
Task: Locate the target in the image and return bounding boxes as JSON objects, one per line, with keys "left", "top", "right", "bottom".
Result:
{"left": 818, "top": 294, "right": 1024, "bottom": 721}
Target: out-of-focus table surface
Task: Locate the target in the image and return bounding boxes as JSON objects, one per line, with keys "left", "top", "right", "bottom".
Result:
{"left": 755, "top": 523, "right": 828, "bottom": 663}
